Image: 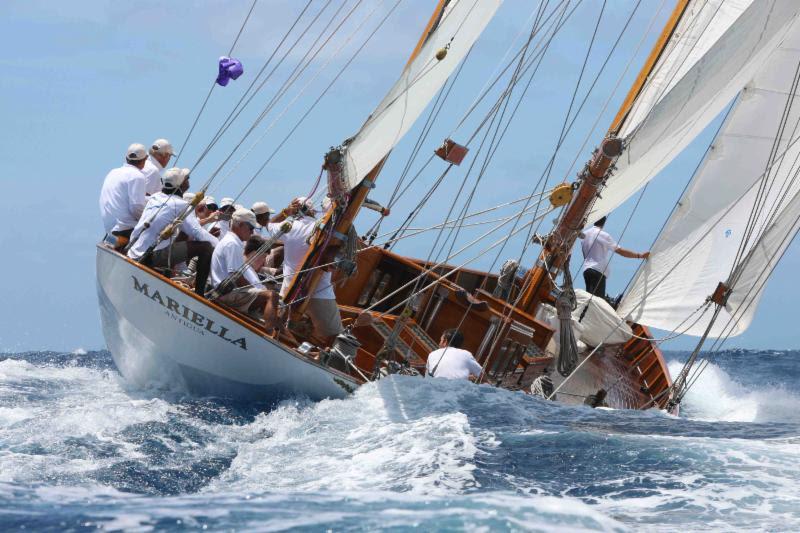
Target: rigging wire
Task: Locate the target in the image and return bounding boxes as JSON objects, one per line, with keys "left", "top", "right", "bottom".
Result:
{"left": 210, "top": 0, "right": 373, "bottom": 195}
{"left": 229, "top": 0, "right": 402, "bottom": 204}
{"left": 190, "top": 0, "right": 329, "bottom": 170}
{"left": 174, "top": 0, "right": 259, "bottom": 165}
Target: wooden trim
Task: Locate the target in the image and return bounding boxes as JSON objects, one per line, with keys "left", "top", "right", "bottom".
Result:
{"left": 607, "top": 0, "right": 691, "bottom": 135}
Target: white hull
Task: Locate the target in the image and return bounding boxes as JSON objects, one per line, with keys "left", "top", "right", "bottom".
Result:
{"left": 96, "top": 246, "right": 358, "bottom": 403}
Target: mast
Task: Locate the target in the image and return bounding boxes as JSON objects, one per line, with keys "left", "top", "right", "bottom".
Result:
{"left": 285, "top": 0, "right": 450, "bottom": 310}
{"left": 517, "top": 0, "right": 691, "bottom": 314}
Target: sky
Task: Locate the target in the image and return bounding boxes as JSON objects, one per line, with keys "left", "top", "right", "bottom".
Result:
{"left": 1, "top": 0, "right": 799, "bottom": 352}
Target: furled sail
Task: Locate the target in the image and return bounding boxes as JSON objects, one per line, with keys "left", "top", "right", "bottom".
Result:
{"left": 619, "top": 23, "right": 800, "bottom": 337}
{"left": 591, "top": 0, "right": 800, "bottom": 220}
{"left": 340, "top": 0, "right": 502, "bottom": 191}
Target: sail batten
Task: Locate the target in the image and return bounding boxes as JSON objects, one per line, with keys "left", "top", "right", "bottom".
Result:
{"left": 618, "top": 21, "right": 800, "bottom": 337}
{"left": 340, "top": 0, "right": 502, "bottom": 191}
{"left": 592, "top": 0, "right": 800, "bottom": 221}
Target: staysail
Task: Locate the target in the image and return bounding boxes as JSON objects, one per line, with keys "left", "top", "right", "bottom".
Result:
{"left": 340, "top": 0, "right": 502, "bottom": 191}
{"left": 591, "top": 0, "right": 800, "bottom": 220}
{"left": 619, "top": 23, "right": 800, "bottom": 337}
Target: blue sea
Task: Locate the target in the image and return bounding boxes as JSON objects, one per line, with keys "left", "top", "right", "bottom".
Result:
{"left": 1, "top": 349, "right": 798, "bottom": 531}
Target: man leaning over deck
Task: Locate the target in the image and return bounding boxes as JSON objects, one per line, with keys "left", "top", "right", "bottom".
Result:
{"left": 127, "top": 168, "right": 218, "bottom": 295}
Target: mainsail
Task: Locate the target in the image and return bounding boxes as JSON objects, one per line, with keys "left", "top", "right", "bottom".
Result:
{"left": 592, "top": 0, "right": 800, "bottom": 220}
{"left": 340, "top": 0, "right": 502, "bottom": 191}
{"left": 619, "top": 23, "right": 800, "bottom": 337}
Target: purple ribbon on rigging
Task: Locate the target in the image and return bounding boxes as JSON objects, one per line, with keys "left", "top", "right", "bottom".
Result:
{"left": 216, "top": 56, "right": 244, "bottom": 87}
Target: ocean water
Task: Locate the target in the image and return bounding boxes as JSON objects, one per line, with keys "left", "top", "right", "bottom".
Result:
{"left": 0, "top": 349, "right": 798, "bottom": 531}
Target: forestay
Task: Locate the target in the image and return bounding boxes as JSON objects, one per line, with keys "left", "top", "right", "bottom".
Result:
{"left": 341, "top": 0, "right": 502, "bottom": 191}
{"left": 591, "top": 0, "right": 800, "bottom": 220}
{"left": 619, "top": 23, "right": 800, "bottom": 337}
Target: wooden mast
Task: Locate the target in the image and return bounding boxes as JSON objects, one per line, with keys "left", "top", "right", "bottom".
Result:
{"left": 286, "top": 0, "right": 450, "bottom": 311}
{"left": 517, "top": 0, "right": 691, "bottom": 314}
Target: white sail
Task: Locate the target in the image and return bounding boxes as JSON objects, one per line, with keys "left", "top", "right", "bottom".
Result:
{"left": 619, "top": 24, "right": 800, "bottom": 337}
{"left": 619, "top": 0, "right": 753, "bottom": 138}
{"left": 341, "top": 0, "right": 502, "bottom": 190}
{"left": 591, "top": 0, "right": 800, "bottom": 220}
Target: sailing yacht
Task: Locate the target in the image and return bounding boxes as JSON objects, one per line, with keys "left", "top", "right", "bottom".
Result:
{"left": 97, "top": 0, "right": 800, "bottom": 411}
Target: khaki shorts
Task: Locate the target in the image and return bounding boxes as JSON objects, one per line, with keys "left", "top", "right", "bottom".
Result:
{"left": 218, "top": 287, "right": 262, "bottom": 313}
{"left": 305, "top": 298, "right": 343, "bottom": 338}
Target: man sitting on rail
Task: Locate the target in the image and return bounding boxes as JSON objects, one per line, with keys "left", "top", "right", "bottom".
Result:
{"left": 99, "top": 143, "right": 148, "bottom": 250}
{"left": 210, "top": 208, "right": 280, "bottom": 331}
{"left": 141, "top": 139, "right": 173, "bottom": 196}
{"left": 426, "top": 329, "right": 483, "bottom": 381}
{"left": 127, "top": 168, "right": 219, "bottom": 295}
{"left": 269, "top": 197, "right": 343, "bottom": 347}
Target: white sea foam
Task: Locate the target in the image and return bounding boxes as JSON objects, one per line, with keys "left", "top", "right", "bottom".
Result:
{"left": 668, "top": 360, "right": 800, "bottom": 423}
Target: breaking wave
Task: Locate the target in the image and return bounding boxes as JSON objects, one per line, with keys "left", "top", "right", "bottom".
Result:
{"left": 1, "top": 350, "right": 799, "bottom": 530}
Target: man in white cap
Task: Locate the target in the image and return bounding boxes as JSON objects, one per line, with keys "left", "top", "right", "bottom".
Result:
{"left": 210, "top": 208, "right": 280, "bottom": 330}
{"left": 268, "top": 196, "right": 343, "bottom": 346}
{"left": 251, "top": 201, "right": 274, "bottom": 229}
{"left": 141, "top": 139, "right": 174, "bottom": 196}
{"left": 99, "top": 143, "right": 148, "bottom": 249}
{"left": 206, "top": 197, "right": 235, "bottom": 238}
{"left": 128, "top": 168, "right": 219, "bottom": 295}
{"left": 252, "top": 201, "right": 283, "bottom": 277}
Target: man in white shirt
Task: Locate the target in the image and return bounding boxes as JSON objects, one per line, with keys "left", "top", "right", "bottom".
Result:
{"left": 99, "top": 143, "right": 148, "bottom": 249}
{"left": 206, "top": 197, "right": 235, "bottom": 238}
{"left": 268, "top": 197, "right": 342, "bottom": 346}
{"left": 426, "top": 329, "right": 483, "bottom": 380}
{"left": 211, "top": 208, "right": 279, "bottom": 328}
{"left": 141, "top": 139, "right": 174, "bottom": 195}
{"left": 128, "top": 168, "right": 219, "bottom": 295}
{"left": 251, "top": 201, "right": 283, "bottom": 277}
{"left": 579, "top": 216, "right": 650, "bottom": 299}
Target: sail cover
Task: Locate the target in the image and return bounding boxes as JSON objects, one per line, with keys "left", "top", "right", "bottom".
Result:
{"left": 341, "top": 0, "right": 502, "bottom": 190}
{"left": 619, "top": 23, "right": 800, "bottom": 337}
{"left": 591, "top": 0, "right": 800, "bottom": 220}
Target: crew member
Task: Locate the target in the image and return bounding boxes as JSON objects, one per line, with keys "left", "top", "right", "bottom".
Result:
{"left": 580, "top": 216, "right": 649, "bottom": 299}
{"left": 207, "top": 197, "right": 235, "bottom": 238}
{"left": 210, "top": 208, "right": 280, "bottom": 330}
{"left": 426, "top": 329, "right": 482, "bottom": 380}
{"left": 141, "top": 139, "right": 174, "bottom": 195}
{"left": 128, "top": 168, "right": 218, "bottom": 295}
{"left": 99, "top": 143, "right": 148, "bottom": 249}
{"left": 269, "top": 197, "right": 342, "bottom": 346}
{"left": 252, "top": 201, "right": 282, "bottom": 276}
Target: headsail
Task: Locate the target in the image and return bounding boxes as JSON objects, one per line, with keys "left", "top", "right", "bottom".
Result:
{"left": 592, "top": 0, "right": 800, "bottom": 220}
{"left": 619, "top": 23, "right": 800, "bottom": 337}
{"left": 340, "top": 0, "right": 502, "bottom": 191}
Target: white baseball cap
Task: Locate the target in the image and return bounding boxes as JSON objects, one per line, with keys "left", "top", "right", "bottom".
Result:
{"left": 251, "top": 201, "right": 274, "bottom": 215}
{"left": 296, "top": 196, "right": 315, "bottom": 211}
{"left": 220, "top": 197, "right": 235, "bottom": 209}
{"left": 231, "top": 208, "right": 258, "bottom": 228}
{"left": 126, "top": 143, "right": 147, "bottom": 161}
{"left": 183, "top": 192, "right": 196, "bottom": 202}
{"left": 150, "top": 139, "right": 174, "bottom": 157}
{"left": 204, "top": 196, "right": 217, "bottom": 207}
{"left": 162, "top": 167, "right": 189, "bottom": 189}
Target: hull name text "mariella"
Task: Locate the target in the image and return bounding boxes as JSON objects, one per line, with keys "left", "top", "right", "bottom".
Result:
{"left": 131, "top": 275, "right": 247, "bottom": 350}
